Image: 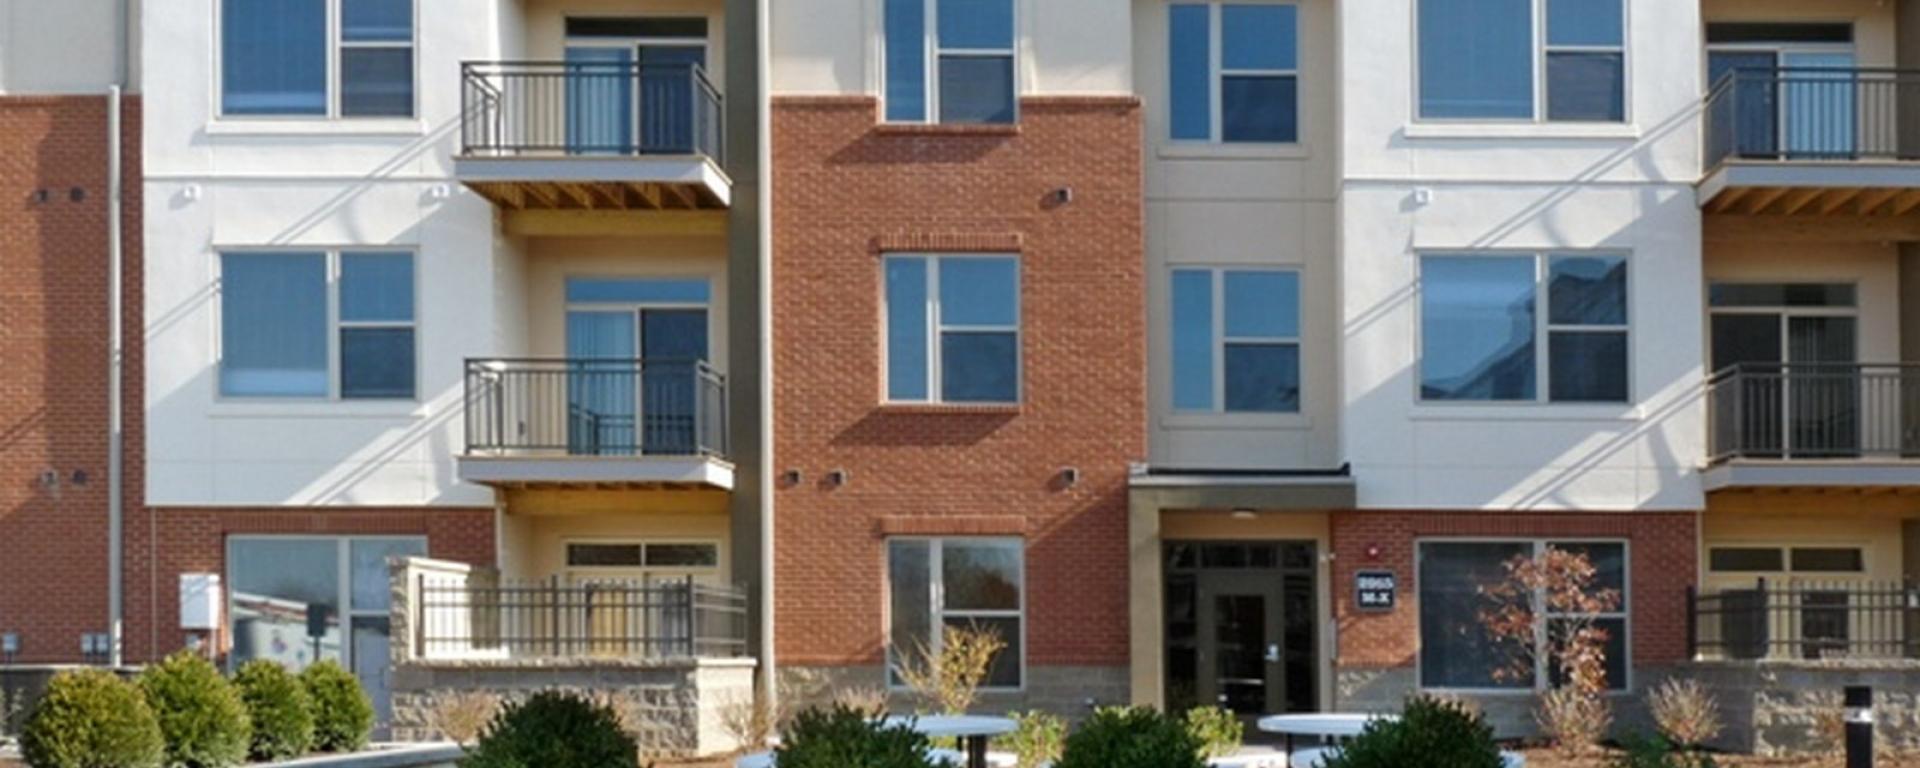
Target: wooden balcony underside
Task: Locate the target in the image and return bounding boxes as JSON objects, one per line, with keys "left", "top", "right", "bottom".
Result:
{"left": 465, "top": 179, "right": 726, "bottom": 211}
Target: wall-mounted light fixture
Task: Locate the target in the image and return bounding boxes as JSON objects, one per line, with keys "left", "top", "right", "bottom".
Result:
{"left": 826, "top": 469, "right": 849, "bottom": 487}
{"left": 1058, "top": 467, "right": 1080, "bottom": 487}
{"left": 1230, "top": 508, "right": 1257, "bottom": 520}
{"left": 781, "top": 469, "right": 803, "bottom": 486}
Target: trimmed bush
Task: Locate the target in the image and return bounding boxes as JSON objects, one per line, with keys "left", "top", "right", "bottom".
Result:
{"left": 772, "top": 705, "right": 943, "bottom": 768}
{"left": 20, "top": 668, "right": 164, "bottom": 768}
{"left": 1184, "top": 706, "right": 1244, "bottom": 760}
{"left": 1611, "top": 733, "right": 1719, "bottom": 768}
{"left": 459, "top": 691, "right": 639, "bottom": 768}
{"left": 137, "top": 652, "right": 253, "bottom": 768}
{"left": 233, "top": 660, "right": 314, "bottom": 761}
{"left": 1322, "top": 696, "right": 1504, "bottom": 768}
{"left": 1055, "top": 706, "right": 1206, "bottom": 768}
{"left": 1003, "top": 710, "right": 1066, "bottom": 768}
{"left": 301, "top": 660, "right": 374, "bottom": 753}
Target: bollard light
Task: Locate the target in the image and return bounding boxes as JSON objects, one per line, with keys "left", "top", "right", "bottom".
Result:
{"left": 1845, "top": 685, "right": 1873, "bottom": 768}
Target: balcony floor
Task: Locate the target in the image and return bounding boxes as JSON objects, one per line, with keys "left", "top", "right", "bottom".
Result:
{"left": 1704, "top": 458, "right": 1920, "bottom": 492}
{"left": 1700, "top": 161, "right": 1920, "bottom": 215}
{"left": 456, "top": 154, "right": 731, "bottom": 210}
{"left": 456, "top": 453, "right": 734, "bottom": 490}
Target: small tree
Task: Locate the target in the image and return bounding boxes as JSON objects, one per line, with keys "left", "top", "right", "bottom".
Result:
{"left": 891, "top": 624, "right": 1007, "bottom": 715}
{"left": 1477, "top": 547, "right": 1621, "bottom": 756}
{"left": 1647, "top": 678, "right": 1722, "bottom": 752}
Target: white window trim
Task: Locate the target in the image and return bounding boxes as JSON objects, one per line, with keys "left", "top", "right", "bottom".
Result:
{"left": 1415, "top": 251, "right": 1632, "bottom": 406}
{"left": 224, "top": 534, "right": 427, "bottom": 674}
{"left": 215, "top": 248, "right": 420, "bottom": 403}
{"left": 1171, "top": 1, "right": 1300, "bottom": 144}
{"left": 883, "top": 253, "right": 1023, "bottom": 404}
{"left": 1414, "top": 537, "right": 1632, "bottom": 696}
{"left": 885, "top": 537, "right": 1028, "bottom": 692}
{"left": 215, "top": 0, "right": 420, "bottom": 121}
{"left": 1411, "top": 0, "right": 1630, "bottom": 125}
{"left": 1171, "top": 266, "right": 1302, "bottom": 414}
{"left": 882, "top": 0, "right": 1020, "bottom": 124}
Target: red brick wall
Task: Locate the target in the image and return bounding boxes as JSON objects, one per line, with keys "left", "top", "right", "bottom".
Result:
{"left": 0, "top": 96, "right": 141, "bottom": 664}
{"left": 1329, "top": 510, "right": 1698, "bottom": 670}
{"left": 770, "top": 96, "right": 1146, "bottom": 668}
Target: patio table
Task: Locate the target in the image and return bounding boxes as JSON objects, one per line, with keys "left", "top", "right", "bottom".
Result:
{"left": 735, "top": 714, "right": 1016, "bottom": 768}
{"left": 1256, "top": 713, "right": 1396, "bottom": 756}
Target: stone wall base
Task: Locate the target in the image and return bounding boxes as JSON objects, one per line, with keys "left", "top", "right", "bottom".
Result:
{"left": 1678, "top": 661, "right": 1920, "bottom": 756}
{"left": 779, "top": 663, "right": 1130, "bottom": 722}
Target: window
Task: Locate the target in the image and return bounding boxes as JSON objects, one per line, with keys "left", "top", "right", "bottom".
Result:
{"left": 885, "top": 255, "right": 1020, "bottom": 403}
{"left": 885, "top": 0, "right": 1017, "bottom": 123}
{"left": 1418, "top": 540, "right": 1628, "bottom": 691}
{"left": 221, "top": 250, "right": 417, "bottom": 399}
{"left": 1170, "top": 3, "right": 1299, "bottom": 142}
{"left": 1707, "top": 545, "right": 1864, "bottom": 574}
{"left": 1418, "top": 0, "right": 1624, "bottom": 122}
{"left": 222, "top": 0, "right": 415, "bottom": 118}
{"left": 888, "top": 538, "right": 1024, "bottom": 689}
{"left": 565, "top": 541, "right": 721, "bottom": 570}
{"left": 1172, "top": 268, "right": 1301, "bottom": 412}
{"left": 1420, "top": 253, "right": 1627, "bottom": 403}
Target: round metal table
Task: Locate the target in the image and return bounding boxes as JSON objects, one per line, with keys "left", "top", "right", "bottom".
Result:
{"left": 1256, "top": 713, "right": 1397, "bottom": 756}
{"left": 737, "top": 715, "right": 1016, "bottom": 768}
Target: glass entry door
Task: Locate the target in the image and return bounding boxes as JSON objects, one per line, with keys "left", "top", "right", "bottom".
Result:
{"left": 1711, "top": 306, "right": 1859, "bottom": 457}
{"left": 566, "top": 39, "right": 707, "bottom": 155}
{"left": 566, "top": 308, "right": 709, "bottom": 456}
{"left": 1164, "top": 542, "right": 1319, "bottom": 733}
{"left": 1708, "top": 46, "right": 1857, "bottom": 160}
{"left": 1198, "top": 574, "right": 1285, "bottom": 718}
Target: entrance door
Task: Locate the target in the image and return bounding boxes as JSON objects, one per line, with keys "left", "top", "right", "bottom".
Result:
{"left": 1197, "top": 573, "right": 1285, "bottom": 718}
{"left": 566, "top": 20, "right": 708, "bottom": 156}
{"left": 1710, "top": 284, "right": 1860, "bottom": 457}
{"left": 565, "top": 305, "right": 709, "bottom": 456}
{"left": 1165, "top": 542, "right": 1319, "bottom": 727}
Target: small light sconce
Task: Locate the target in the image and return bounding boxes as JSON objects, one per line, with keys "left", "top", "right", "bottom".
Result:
{"left": 37, "top": 470, "right": 60, "bottom": 490}
{"left": 70, "top": 469, "right": 88, "bottom": 486}
{"left": 781, "top": 469, "right": 803, "bottom": 486}
{"left": 1230, "top": 508, "right": 1257, "bottom": 520}
{"left": 1048, "top": 186, "right": 1073, "bottom": 206}
{"left": 825, "top": 469, "right": 849, "bottom": 487}
{"left": 1058, "top": 467, "right": 1080, "bottom": 487}
{"left": 69, "top": 187, "right": 86, "bottom": 203}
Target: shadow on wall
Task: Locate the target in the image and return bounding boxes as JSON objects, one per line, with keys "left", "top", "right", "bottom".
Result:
{"left": 830, "top": 409, "right": 1017, "bottom": 447}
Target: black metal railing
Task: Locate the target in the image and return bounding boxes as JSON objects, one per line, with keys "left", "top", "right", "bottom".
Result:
{"left": 464, "top": 358, "right": 727, "bottom": 458}
{"left": 1707, "top": 363, "right": 1920, "bottom": 462}
{"left": 460, "top": 61, "right": 724, "bottom": 164}
{"left": 415, "top": 575, "right": 748, "bottom": 660}
{"left": 1705, "top": 67, "right": 1920, "bottom": 169}
{"left": 1689, "top": 579, "right": 1920, "bottom": 661}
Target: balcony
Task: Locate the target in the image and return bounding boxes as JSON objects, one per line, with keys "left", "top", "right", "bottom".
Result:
{"left": 457, "top": 358, "right": 732, "bottom": 489}
{"left": 1689, "top": 579, "right": 1919, "bottom": 662}
{"left": 1701, "top": 68, "right": 1920, "bottom": 217}
{"left": 455, "top": 61, "right": 729, "bottom": 211}
{"left": 1704, "top": 363, "right": 1920, "bottom": 490}
{"left": 411, "top": 574, "right": 748, "bottom": 661}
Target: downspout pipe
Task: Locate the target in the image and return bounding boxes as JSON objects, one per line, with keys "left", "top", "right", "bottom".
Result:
{"left": 107, "top": 0, "right": 131, "bottom": 669}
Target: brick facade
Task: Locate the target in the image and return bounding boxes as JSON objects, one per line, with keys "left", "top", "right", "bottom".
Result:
{"left": 769, "top": 96, "right": 1147, "bottom": 669}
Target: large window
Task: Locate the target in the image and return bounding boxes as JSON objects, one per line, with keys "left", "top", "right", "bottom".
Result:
{"left": 221, "top": 251, "right": 417, "bottom": 399}
{"left": 1418, "top": 540, "right": 1629, "bottom": 691}
{"left": 222, "top": 0, "right": 416, "bottom": 118}
{"left": 1172, "top": 268, "right": 1301, "bottom": 412}
{"left": 885, "top": 255, "right": 1020, "bottom": 403}
{"left": 1420, "top": 253, "right": 1627, "bottom": 403}
{"left": 1417, "top": 0, "right": 1624, "bottom": 122}
{"left": 885, "top": 0, "right": 1017, "bottom": 123}
{"left": 888, "top": 538, "right": 1025, "bottom": 689}
{"left": 1169, "top": 3, "right": 1299, "bottom": 142}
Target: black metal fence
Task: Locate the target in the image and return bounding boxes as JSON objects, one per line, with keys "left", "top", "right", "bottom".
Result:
{"left": 464, "top": 358, "right": 727, "bottom": 458}
{"left": 415, "top": 575, "right": 748, "bottom": 660}
{"left": 1689, "top": 579, "right": 1920, "bottom": 661}
{"left": 1707, "top": 363, "right": 1920, "bottom": 462}
{"left": 460, "top": 61, "right": 724, "bottom": 163}
{"left": 1706, "top": 67, "right": 1920, "bottom": 169}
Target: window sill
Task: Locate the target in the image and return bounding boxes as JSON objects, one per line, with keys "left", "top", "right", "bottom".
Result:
{"left": 873, "top": 122, "right": 1021, "bottom": 137}
{"left": 209, "top": 400, "right": 427, "bottom": 420}
{"left": 1408, "top": 404, "right": 1644, "bottom": 422}
{"left": 1402, "top": 122, "right": 1640, "bottom": 141}
{"left": 1161, "top": 412, "right": 1311, "bottom": 430}
{"left": 1156, "top": 142, "right": 1311, "bottom": 160}
{"left": 875, "top": 402, "right": 1022, "bottom": 415}
{"left": 204, "top": 119, "right": 428, "bottom": 138}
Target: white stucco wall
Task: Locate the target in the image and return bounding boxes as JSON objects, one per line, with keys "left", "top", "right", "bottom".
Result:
{"left": 0, "top": 0, "right": 137, "bottom": 94}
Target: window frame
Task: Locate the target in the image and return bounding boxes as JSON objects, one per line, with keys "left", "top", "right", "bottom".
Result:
{"left": 882, "top": 253, "right": 1023, "bottom": 405}
{"left": 882, "top": 0, "right": 1021, "bottom": 124}
{"left": 562, "top": 538, "right": 725, "bottom": 579}
{"left": 1416, "top": 251, "right": 1631, "bottom": 405}
{"left": 1168, "top": 1, "right": 1301, "bottom": 144}
{"left": 1412, "top": 0, "right": 1630, "bottom": 124}
{"left": 224, "top": 534, "right": 427, "bottom": 674}
{"left": 885, "top": 536, "right": 1028, "bottom": 692}
{"left": 1414, "top": 537, "right": 1632, "bottom": 695}
{"left": 1705, "top": 543, "right": 1869, "bottom": 576}
{"left": 1170, "top": 266, "right": 1303, "bottom": 414}
{"left": 217, "top": 0, "right": 420, "bottom": 120}
{"left": 217, "top": 248, "right": 420, "bottom": 402}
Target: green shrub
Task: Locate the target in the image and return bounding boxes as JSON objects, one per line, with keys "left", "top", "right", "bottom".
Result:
{"left": 301, "top": 660, "right": 373, "bottom": 753}
{"left": 20, "top": 668, "right": 164, "bottom": 768}
{"left": 137, "top": 652, "right": 252, "bottom": 768}
{"left": 772, "top": 705, "right": 944, "bottom": 768}
{"left": 1322, "top": 696, "right": 1503, "bottom": 768}
{"left": 1055, "top": 706, "right": 1206, "bottom": 768}
{"left": 1184, "top": 706, "right": 1244, "bottom": 760}
{"left": 1002, "top": 710, "right": 1066, "bottom": 768}
{"left": 233, "top": 660, "right": 314, "bottom": 761}
{"left": 460, "top": 691, "right": 639, "bottom": 768}
{"left": 1611, "top": 733, "right": 1719, "bottom": 768}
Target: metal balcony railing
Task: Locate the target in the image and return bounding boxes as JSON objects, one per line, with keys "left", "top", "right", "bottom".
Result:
{"left": 1705, "top": 67, "right": 1920, "bottom": 169}
{"left": 1707, "top": 363, "right": 1920, "bottom": 462}
{"left": 1689, "top": 579, "right": 1920, "bottom": 661}
{"left": 415, "top": 575, "right": 748, "bottom": 661}
{"left": 460, "top": 61, "right": 724, "bottom": 164}
{"left": 464, "top": 358, "right": 727, "bottom": 459}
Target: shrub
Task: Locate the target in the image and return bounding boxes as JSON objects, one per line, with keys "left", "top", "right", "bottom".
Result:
{"left": 460, "top": 691, "right": 639, "bottom": 768}
{"left": 1002, "top": 710, "right": 1066, "bottom": 768}
{"left": 1054, "top": 706, "right": 1206, "bottom": 768}
{"left": 1321, "top": 696, "right": 1503, "bottom": 768}
{"left": 1537, "top": 686, "right": 1612, "bottom": 757}
{"left": 893, "top": 624, "right": 1007, "bottom": 715}
{"left": 1611, "top": 733, "right": 1719, "bottom": 768}
{"left": 772, "top": 705, "right": 942, "bottom": 768}
{"left": 1647, "top": 678, "right": 1722, "bottom": 750}
{"left": 430, "top": 691, "right": 500, "bottom": 746}
{"left": 301, "top": 660, "right": 374, "bottom": 753}
{"left": 137, "top": 652, "right": 252, "bottom": 768}
{"left": 19, "top": 668, "right": 165, "bottom": 768}
{"left": 233, "top": 660, "right": 314, "bottom": 761}
{"left": 1184, "top": 706, "right": 1244, "bottom": 760}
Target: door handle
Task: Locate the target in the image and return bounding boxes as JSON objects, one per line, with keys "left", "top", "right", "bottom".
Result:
{"left": 1265, "top": 643, "right": 1281, "bottom": 663}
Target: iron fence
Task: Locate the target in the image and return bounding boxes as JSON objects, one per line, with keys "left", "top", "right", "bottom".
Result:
{"left": 1689, "top": 579, "right": 1920, "bottom": 661}
{"left": 464, "top": 358, "right": 727, "bottom": 458}
{"left": 1707, "top": 363, "right": 1920, "bottom": 462}
{"left": 1705, "top": 67, "right": 1920, "bottom": 169}
{"left": 415, "top": 575, "right": 748, "bottom": 660}
{"left": 460, "top": 61, "right": 724, "bottom": 164}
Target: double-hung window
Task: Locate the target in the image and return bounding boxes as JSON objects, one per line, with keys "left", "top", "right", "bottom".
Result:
{"left": 221, "top": 250, "right": 417, "bottom": 399}
{"left": 885, "top": 255, "right": 1020, "bottom": 404}
{"left": 222, "top": 0, "right": 416, "bottom": 118}
{"left": 1171, "top": 268, "right": 1301, "bottom": 412}
{"left": 1419, "top": 253, "right": 1627, "bottom": 403}
{"left": 1417, "top": 0, "right": 1624, "bottom": 122}
{"left": 884, "top": 0, "right": 1017, "bottom": 124}
{"left": 1418, "top": 540, "right": 1629, "bottom": 691}
{"left": 1170, "top": 3, "right": 1300, "bottom": 142}
{"left": 888, "top": 538, "right": 1025, "bottom": 689}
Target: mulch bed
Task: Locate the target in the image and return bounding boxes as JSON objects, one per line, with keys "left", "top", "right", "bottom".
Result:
{"left": 1518, "top": 748, "right": 1920, "bottom": 767}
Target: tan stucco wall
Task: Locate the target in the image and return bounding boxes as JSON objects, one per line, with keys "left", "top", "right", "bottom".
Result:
{"left": 499, "top": 488, "right": 732, "bottom": 582}
{"left": 1704, "top": 492, "right": 1917, "bottom": 590}
{"left": 522, "top": 0, "right": 727, "bottom": 85}
{"left": 1703, "top": 0, "right": 1894, "bottom": 68}
{"left": 1703, "top": 238, "right": 1901, "bottom": 364}
{"left": 523, "top": 234, "right": 730, "bottom": 367}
